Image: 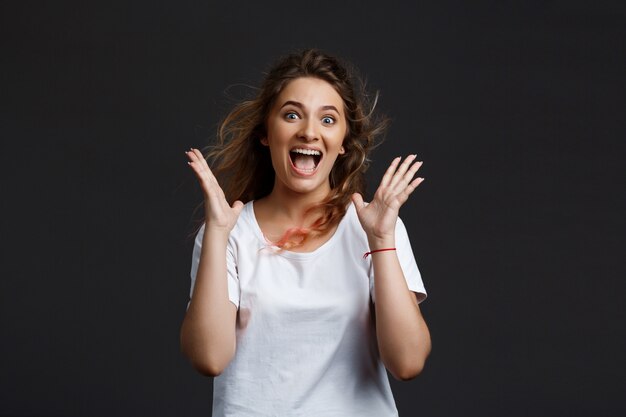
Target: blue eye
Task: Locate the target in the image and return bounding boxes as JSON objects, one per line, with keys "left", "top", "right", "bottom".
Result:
{"left": 285, "top": 112, "right": 299, "bottom": 120}
{"left": 322, "top": 116, "right": 335, "bottom": 124}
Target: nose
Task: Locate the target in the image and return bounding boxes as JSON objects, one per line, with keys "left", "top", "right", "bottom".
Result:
{"left": 297, "top": 118, "right": 319, "bottom": 142}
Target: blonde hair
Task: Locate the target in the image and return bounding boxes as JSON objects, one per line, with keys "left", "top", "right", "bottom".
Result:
{"left": 193, "top": 49, "right": 388, "bottom": 249}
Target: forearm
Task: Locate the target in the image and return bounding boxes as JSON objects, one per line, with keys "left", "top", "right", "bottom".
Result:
{"left": 180, "top": 229, "right": 237, "bottom": 376}
{"left": 370, "top": 238, "right": 431, "bottom": 380}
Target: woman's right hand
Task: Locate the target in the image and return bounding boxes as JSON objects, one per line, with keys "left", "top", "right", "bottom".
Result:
{"left": 186, "top": 148, "right": 244, "bottom": 235}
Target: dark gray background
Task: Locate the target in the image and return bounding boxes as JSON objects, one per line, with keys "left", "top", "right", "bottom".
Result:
{"left": 1, "top": 1, "right": 624, "bottom": 416}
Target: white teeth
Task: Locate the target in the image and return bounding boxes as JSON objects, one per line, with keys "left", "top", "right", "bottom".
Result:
{"left": 291, "top": 148, "right": 321, "bottom": 156}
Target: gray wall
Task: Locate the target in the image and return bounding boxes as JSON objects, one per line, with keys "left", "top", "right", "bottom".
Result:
{"left": 1, "top": 1, "right": 624, "bottom": 416}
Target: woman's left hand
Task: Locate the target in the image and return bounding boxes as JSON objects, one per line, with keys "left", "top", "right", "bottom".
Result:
{"left": 352, "top": 155, "right": 424, "bottom": 248}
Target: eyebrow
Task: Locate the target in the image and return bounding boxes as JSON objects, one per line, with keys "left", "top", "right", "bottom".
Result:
{"left": 279, "top": 100, "right": 341, "bottom": 114}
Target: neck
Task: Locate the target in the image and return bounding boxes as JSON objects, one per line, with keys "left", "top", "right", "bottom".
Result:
{"left": 261, "top": 182, "right": 331, "bottom": 225}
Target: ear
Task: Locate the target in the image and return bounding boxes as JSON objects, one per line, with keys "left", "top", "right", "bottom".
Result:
{"left": 339, "top": 145, "right": 345, "bottom": 155}
{"left": 260, "top": 137, "right": 269, "bottom": 146}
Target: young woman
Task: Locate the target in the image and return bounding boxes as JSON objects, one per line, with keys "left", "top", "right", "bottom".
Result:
{"left": 181, "top": 49, "right": 431, "bottom": 416}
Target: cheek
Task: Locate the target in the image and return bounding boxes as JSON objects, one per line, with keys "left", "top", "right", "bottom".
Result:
{"left": 333, "top": 130, "right": 348, "bottom": 151}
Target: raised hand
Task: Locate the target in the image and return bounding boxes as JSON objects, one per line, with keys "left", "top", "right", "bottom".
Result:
{"left": 186, "top": 148, "right": 244, "bottom": 234}
{"left": 352, "top": 155, "right": 424, "bottom": 247}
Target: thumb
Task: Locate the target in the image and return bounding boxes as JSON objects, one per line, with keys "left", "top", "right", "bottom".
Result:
{"left": 351, "top": 193, "right": 365, "bottom": 212}
{"left": 232, "top": 200, "right": 244, "bottom": 215}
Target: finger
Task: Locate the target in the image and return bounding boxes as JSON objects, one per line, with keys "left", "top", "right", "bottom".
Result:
{"left": 398, "top": 177, "right": 425, "bottom": 203}
{"left": 397, "top": 160, "right": 423, "bottom": 189}
{"left": 186, "top": 148, "right": 208, "bottom": 165}
{"left": 185, "top": 148, "right": 196, "bottom": 158}
{"left": 185, "top": 148, "right": 205, "bottom": 169}
{"left": 188, "top": 148, "right": 210, "bottom": 170}
{"left": 187, "top": 157, "right": 213, "bottom": 185}
{"left": 186, "top": 148, "right": 204, "bottom": 162}
{"left": 232, "top": 200, "right": 244, "bottom": 215}
{"left": 187, "top": 148, "right": 217, "bottom": 183}
{"left": 351, "top": 192, "right": 366, "bottom": 213}
{"left": 388, "top": 154, "right": 417, "bottom": 189}
{"left": 380, "top": 157, "right": 401, "bottom": 188}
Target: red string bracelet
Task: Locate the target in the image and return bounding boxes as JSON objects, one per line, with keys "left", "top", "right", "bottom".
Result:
{"left": 363, "top": 248, "right": 396, "bottom": 259}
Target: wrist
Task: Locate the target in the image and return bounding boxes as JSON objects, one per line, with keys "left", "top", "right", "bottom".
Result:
{"left": 203, "top": 224, "right": 231, "bottom": 243}
{"left": 367, "top": 236, "right": 396, "bottom": 251}
{"left": 363, "top": 247, "right": 397, "bottom": 259}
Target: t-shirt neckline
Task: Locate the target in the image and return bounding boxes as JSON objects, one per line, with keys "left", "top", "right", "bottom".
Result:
{"left": 246, "top": 200, "right": 350, "bottom": 260}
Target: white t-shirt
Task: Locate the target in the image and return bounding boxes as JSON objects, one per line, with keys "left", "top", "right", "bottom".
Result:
{"left": 189, "top": 201, "right": 427, "bottom": 417}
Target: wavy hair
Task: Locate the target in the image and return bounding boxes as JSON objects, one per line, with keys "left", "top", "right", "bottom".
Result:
{"left": 194, "top": 49, "right": 388, "bottom": 249}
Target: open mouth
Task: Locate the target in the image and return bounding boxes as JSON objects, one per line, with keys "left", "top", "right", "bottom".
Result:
{"left": 289, "top": 148, "right": 322, "bottom": 174}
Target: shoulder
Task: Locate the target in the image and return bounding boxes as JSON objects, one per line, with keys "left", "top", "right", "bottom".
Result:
{"left": 340, "top": 202, "right": 369, "bottom": 244}
{"left": 343, "top": 201, "right": 362, "bottom": 229}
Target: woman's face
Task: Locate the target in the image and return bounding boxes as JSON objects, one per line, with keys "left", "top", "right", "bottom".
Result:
{"left": 262, "top": 77, "right": 347, "bottom": 198}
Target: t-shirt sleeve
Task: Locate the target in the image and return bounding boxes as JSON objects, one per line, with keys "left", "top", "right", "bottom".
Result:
{"left": 187, "top": 224, "right": 241, "bottom": 310}
{"left": 369, "top": 216, "right": 427, "bottom": 304}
